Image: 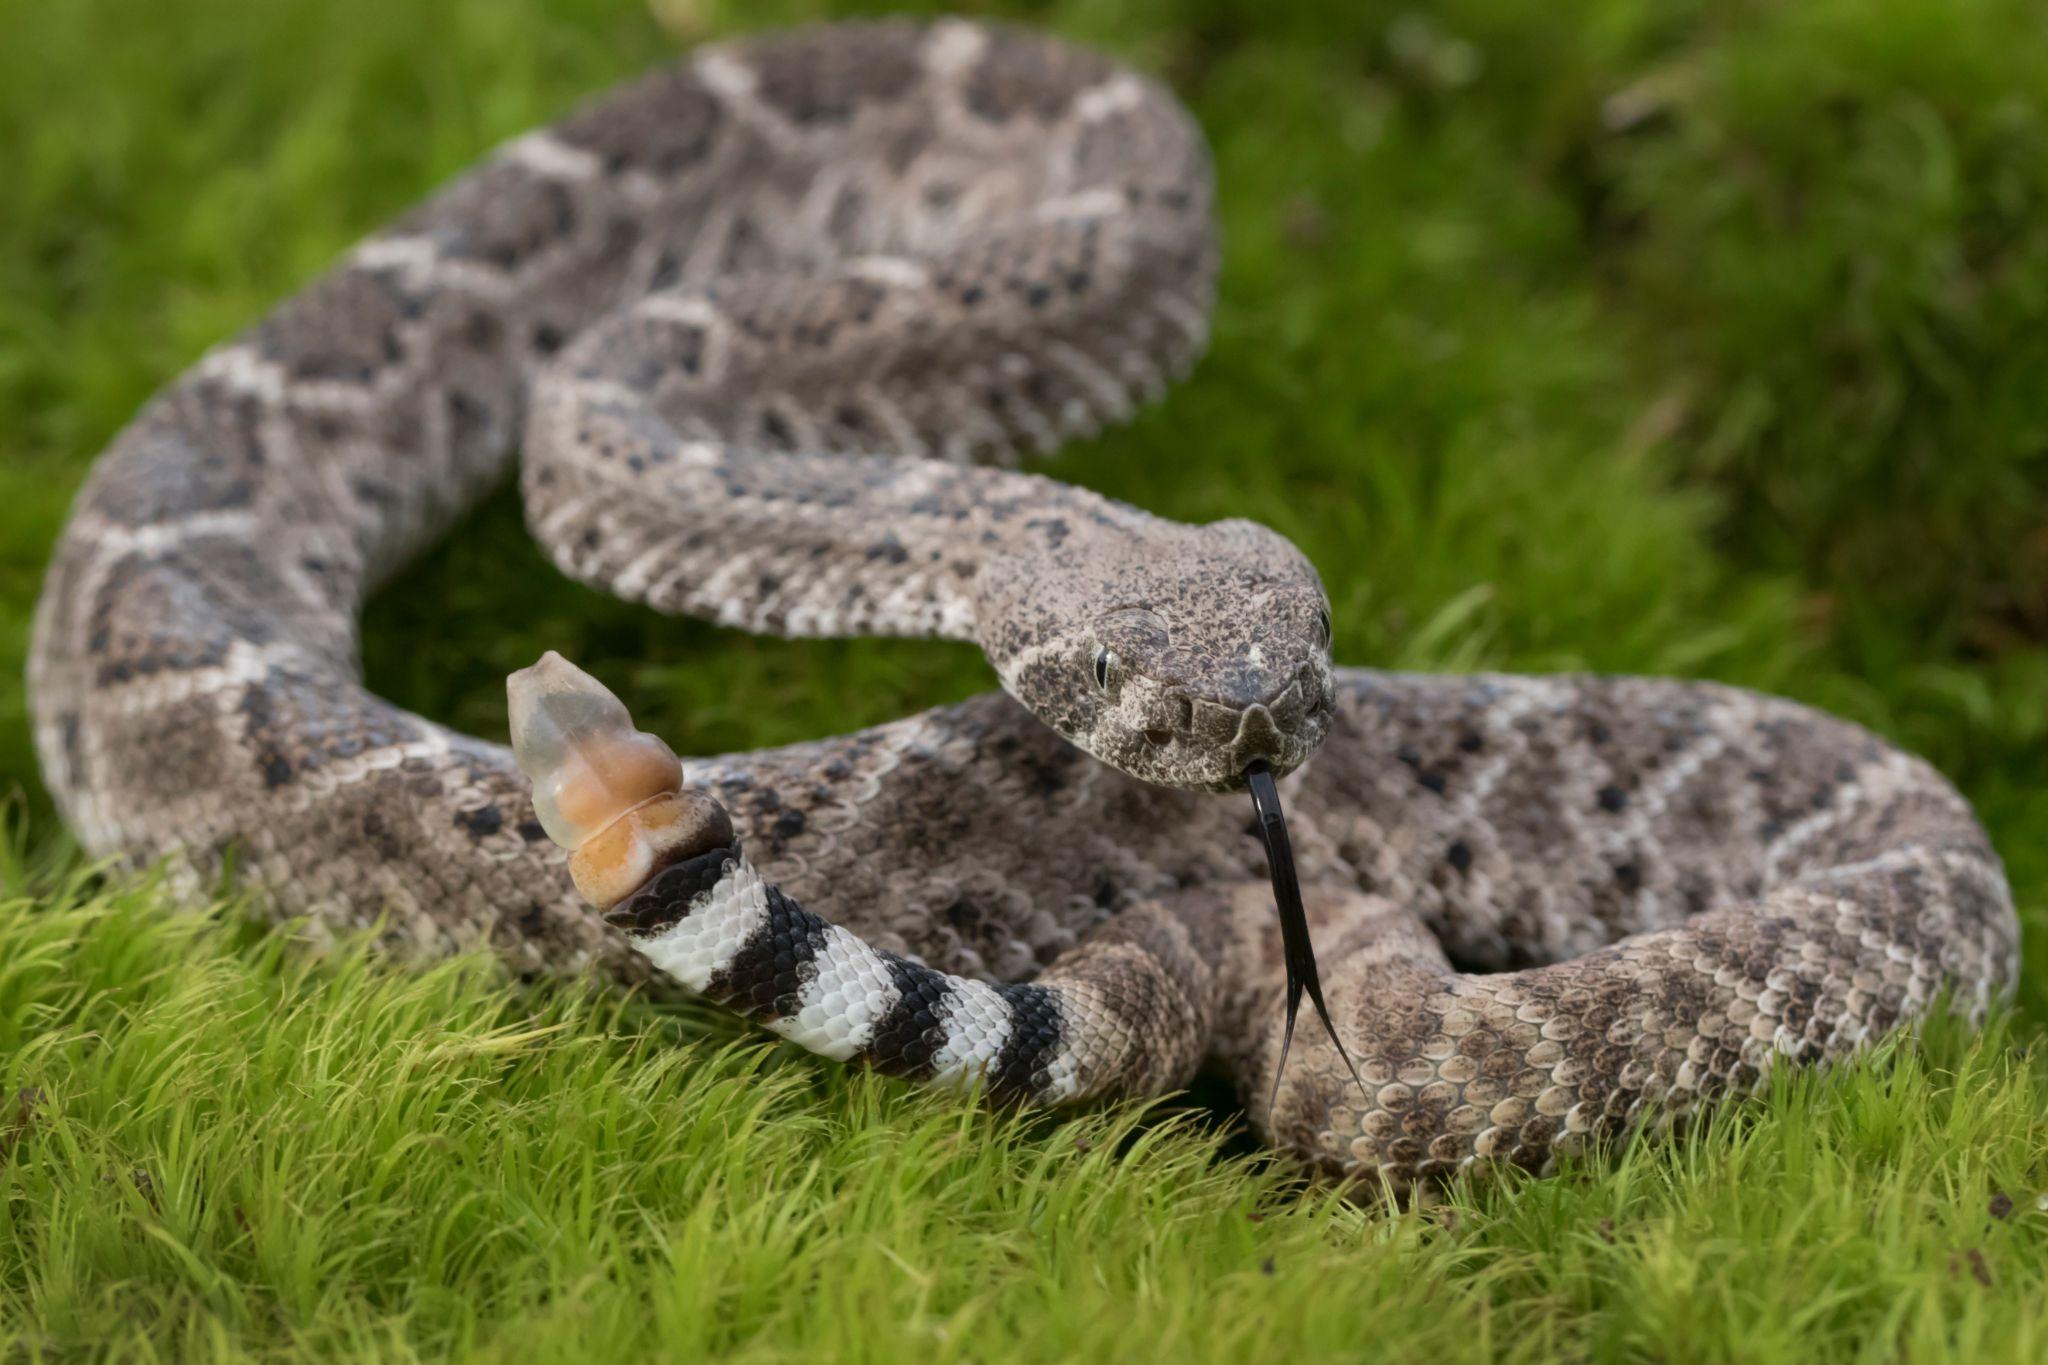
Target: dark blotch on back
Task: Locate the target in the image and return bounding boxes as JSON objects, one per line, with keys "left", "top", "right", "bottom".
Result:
{"left": 964, "top": 31, "right": 1114, "bottom": 124}
{"left": 235, "top": 666, "right": 421, "bottom": 790}
{"left": 746, "top": 24, "right": 923, "bottom": 126}
{"left": 252, "top": 268, "right": 415, "bottom": 384}
{"left": 85, "top": 543, "right": 286, "bottom": 686}
{"left": 453, "top": 804, "right": 504, "bottom": 840}
{"left": 554, "top": 67, "right": 724, "bottom": 176}
{"left": 88, "top": 385, "right": 268, "bottom": 527}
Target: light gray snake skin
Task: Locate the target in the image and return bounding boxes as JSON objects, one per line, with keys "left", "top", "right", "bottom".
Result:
{"left": 28, "top": 20, "right": 2020, "bottom": 1187}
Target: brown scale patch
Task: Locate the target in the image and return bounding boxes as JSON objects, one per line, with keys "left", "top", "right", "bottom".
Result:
{"left": 716, "top": 215, "right": 779, "bottom": 276}
{"left": 962, "top": 31, "right": 1113, "bottom": 125}
{"left": 885, "top": 122, "right": 935, "bottom": 175}
{"left": 1744, "top": 710, "right": 1874, "bottom": 841}
{"left": 392, "top": 161, "right": 581, "bottom": 275}
{"left": 555, "top": 66, "right": 723, "bottom": 176}
{"left": 87, "top": 383, "right": 270, "bottom": 526}
{"left": 98, "top": 693, "right": 235, "bottom": 804}
{"left": 250, "top": 268, "right": 417, "bottom": 385}
{"left": 578, "top": 311, "right": 713, "bottom": 399}
{"left": 1042, "top": 914, "right": 1210, "bottom": 1096}
{"left": 444, "top": 387, "right": 498, "bottom": 456}
{"left": 85, "top": 543, "right": 285, "bottom": 686}
{"left": 743, "top": 23, "right": 925, "bottom": 126}
{"left": 825, "top": 184, "right": 870, "bottom": 245}
{"left": 1069, "top": 94, "right": 1210, "bottom": 211}
{"left": 235, "top": 667, "right": 421, "bottom": 790}
{"left": 1155, "top": 884, "right": 1245, "bottom": 976}
{"left": 702, "top": 274, "right": 893, "bottom": 355}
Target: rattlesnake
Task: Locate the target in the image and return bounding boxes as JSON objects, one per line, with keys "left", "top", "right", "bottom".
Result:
{"left": 28, "top": 19, "right": 2019, "bottom": 1186}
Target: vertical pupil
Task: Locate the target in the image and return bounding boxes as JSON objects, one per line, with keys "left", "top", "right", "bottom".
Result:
{"left": 1094, "top": 649, "right": 1111, "bottom": 689}
{"left": 1317, "top": 610, "right": 1331, "bottom": 644}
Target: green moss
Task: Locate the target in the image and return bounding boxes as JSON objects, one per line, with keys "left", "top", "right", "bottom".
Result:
{"left": 2, "top": 0, "right": 2044, "bottom": 1357}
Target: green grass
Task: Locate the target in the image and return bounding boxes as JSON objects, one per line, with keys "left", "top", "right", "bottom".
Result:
{"left": 3, "top": 0, "right": 2046, "bottom": 1358}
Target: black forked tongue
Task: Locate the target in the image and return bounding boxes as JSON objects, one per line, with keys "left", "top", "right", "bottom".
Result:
{"left": 1244, "top": 759, "right": 1370, "bottom": 1116}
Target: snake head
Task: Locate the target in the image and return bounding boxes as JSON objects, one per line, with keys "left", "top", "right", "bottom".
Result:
{"left": 508, "top": 651, "right": 733, "bottom": 911}
{"left": 979, "top": 518, "right": 1333, "bottom": 791}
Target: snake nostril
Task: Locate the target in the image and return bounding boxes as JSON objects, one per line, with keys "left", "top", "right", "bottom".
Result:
{"left": 1144, "top": 728, "right": 1173, "bottom": 747}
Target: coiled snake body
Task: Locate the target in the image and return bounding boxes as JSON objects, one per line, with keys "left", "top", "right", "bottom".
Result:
{"left": 29, "top": 20, "right": 2019, "bottom": 1185}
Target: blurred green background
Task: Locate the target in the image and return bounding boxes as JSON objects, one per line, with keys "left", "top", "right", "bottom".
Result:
{"left": 2, "top": 0, "right": 2045, "bottom": 1358}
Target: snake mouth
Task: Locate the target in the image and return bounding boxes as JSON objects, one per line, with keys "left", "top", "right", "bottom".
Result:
{"left": 1245, "top": 760, "right": 1366, "bottom": 1107}
{"left": 1224, "top": 702, "right": 1324, "bottom": 781}
{"left": 1166, "top": 700, "right": 1327, "bottom": 791}
{"left": 1178, "top": 668, "right": 1332, "bottom": 789}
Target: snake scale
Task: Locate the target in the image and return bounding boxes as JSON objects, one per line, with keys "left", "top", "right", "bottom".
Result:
{"left": 29, "top": 19, "right": 2019, "bottom": 1187}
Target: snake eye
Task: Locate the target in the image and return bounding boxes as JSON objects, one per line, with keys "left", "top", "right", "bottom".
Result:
{"left": 1315, "top": 608, "right": 1332, "bottom": 648}
{"left": 1093, "top": 647, "right": 1117, "bottom": 692}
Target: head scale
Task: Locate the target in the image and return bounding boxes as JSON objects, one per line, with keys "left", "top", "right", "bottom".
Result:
{"left": 976, "top": 517, "right": 1333, "bottom": 790}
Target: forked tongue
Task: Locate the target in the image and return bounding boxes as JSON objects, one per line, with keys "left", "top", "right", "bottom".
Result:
{"left": 1244, "top": 759, "right": 1369, "bottom": 1116}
